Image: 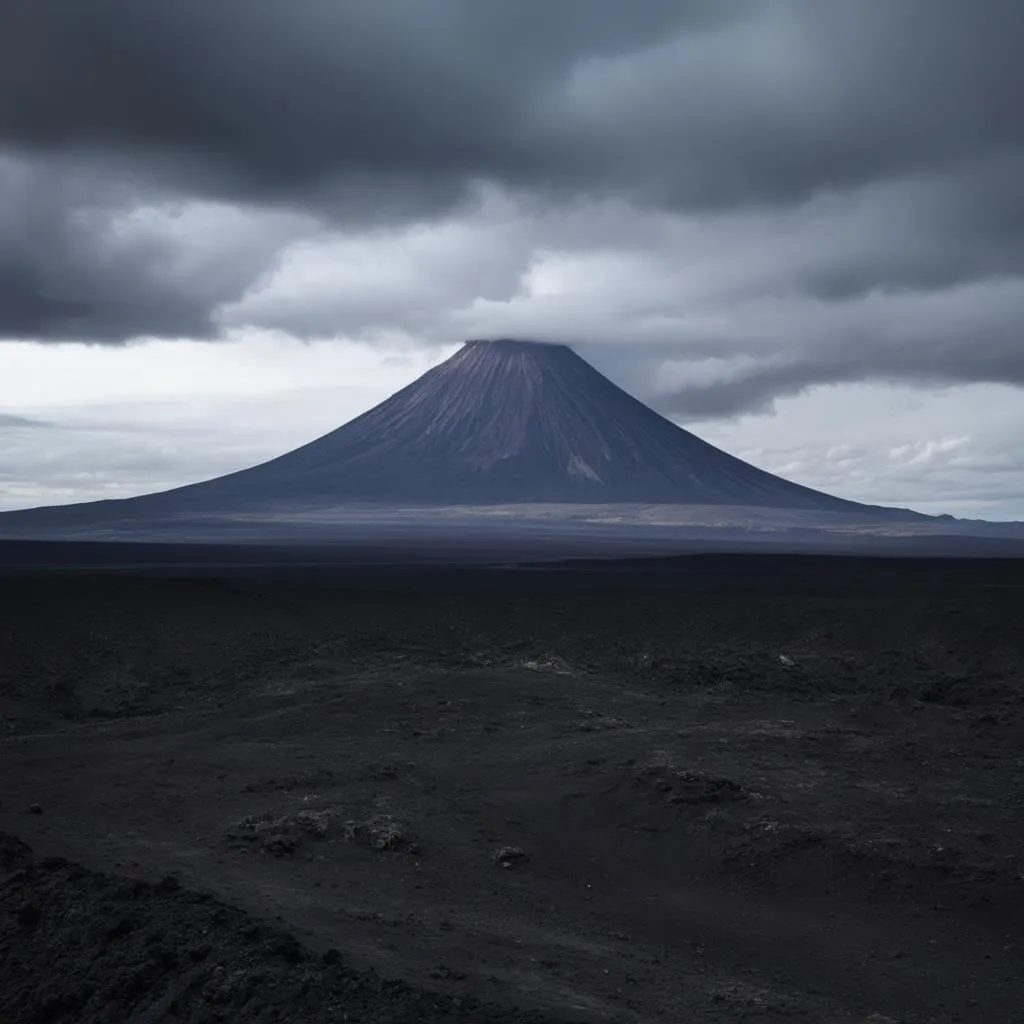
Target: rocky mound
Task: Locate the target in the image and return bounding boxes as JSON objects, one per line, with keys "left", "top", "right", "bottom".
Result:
{"left": 0, "top": 834, "right": 565, "bottom": 1024}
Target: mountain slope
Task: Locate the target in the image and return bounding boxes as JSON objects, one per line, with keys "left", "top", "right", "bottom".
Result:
{"left": 4, "top": 339, "right": 899, "bottom": 518}
{"left": 172, "top": 339, "right": 873, "bottom": 510}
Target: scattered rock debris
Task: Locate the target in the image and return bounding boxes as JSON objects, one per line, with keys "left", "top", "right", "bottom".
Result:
{"left": 637, "top": 761, "right": 746, "bottom": 805}
{"left": 493, "top": 845, "right": 528, "bottom": 868}
{"left": 430, "top": 965, "right": 468, "bottom": 981}
{"left": 342, "top": 814, "right": 415, "bottom": 852}
{"left": 521, "top": 654, "right": 574, "bottom": 675}
{"left": 229, "top": 809, "right": 333, "bottom": 856}
{"left": 229, "top": 809, "right": 419, "bottom": 856}
{"left": 570, "top": 708, "right": 631, "bottom": 732}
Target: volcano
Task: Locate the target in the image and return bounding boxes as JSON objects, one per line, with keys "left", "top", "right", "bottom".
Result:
{"left": 187, "top": 337, "right": 871, "bottom": 510}
{"left": 7, "top": 339, "right": 898, "bottom": 521}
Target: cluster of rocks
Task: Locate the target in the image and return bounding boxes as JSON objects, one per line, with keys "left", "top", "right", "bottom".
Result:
{"left": 492, "top": 846, "right": 529, "bottom": 869}
{"left": 520, "top": 653, "right": 575, "bottom": 676}
{"left": 227, "top": 809, "right": 420, "bottom": 857}
{"left": 342, "top": 814, "right": 419, "bottom": 854}
{"left": 636, "top": 760, "right": 746, "bottom": 805}
{"left": 568, "top": 708, "right": 631, "bottom": 733}
{"left": 229, "top": 809, "right": 332, "bottom": 857}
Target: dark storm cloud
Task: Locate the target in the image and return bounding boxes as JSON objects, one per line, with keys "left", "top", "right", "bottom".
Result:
{"left": 0, "top": 152, "right": 317, "bottom": 341}
{"left": 0, "top": 0, "right": 722, "bottom": 341}
{"left": 1, "top": 0, "right": 1023, "bottom": 422}
{"left": 573, "top": 275, "right": 1024, "bottom": 422}
{"left": 629, "top": 279, "right": 1024, "bottom": 421}
{"left": 0, "top": 155, "right": 212, "bottom": 341}
{"left": 0, "top": 0, "right": 703, "bottom": 204}
{"left": 4, "top": 0, "right": 1021, "bottom": 209}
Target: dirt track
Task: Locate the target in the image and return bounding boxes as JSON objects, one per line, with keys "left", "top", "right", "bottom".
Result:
{"left": 2, "top": 556, "right": 1023, "bottom": 1022}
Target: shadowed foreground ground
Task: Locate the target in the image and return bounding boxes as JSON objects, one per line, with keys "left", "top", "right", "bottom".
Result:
{"left": 1, "top": 554, "right": 1023, "bottom": 1022}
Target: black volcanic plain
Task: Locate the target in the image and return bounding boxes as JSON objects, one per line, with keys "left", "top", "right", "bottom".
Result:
{"left": 1, "top": 554, "right": 1023, "bottom": 1023}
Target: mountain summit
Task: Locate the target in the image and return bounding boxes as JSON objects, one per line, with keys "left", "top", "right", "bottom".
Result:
{"left": 68, "top": 337, "right": 871, "bottom": 513}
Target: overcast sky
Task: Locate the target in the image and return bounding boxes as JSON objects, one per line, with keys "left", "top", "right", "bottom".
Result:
{"left": 2, "top": 1, "right": 1024, "bottom": 518}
